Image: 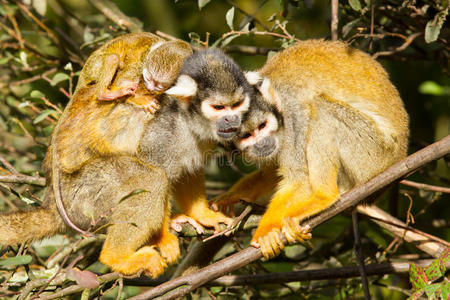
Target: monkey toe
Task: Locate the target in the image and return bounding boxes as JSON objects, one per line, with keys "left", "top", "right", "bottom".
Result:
{"left": 187, "top": 206, "right": 233, "bottom": 234}
{"left": 252, "top": 228, "right": 284, "bottom": 259}
{"left": 100, "top": 246, "right": 167, "bottom": 277}
{"left": 170, "top": 214, "right": 205, "bottom": 234}
{"left": 282, "top": 217, "right": 312, "bottom": 245}
{"left": 157, "top": 232, "right": 180, "bottom": 265}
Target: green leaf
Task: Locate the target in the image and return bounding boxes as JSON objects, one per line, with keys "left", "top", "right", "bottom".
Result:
{"left": 425, "top": 259, "right": 444, "bottom": 282}
{"left": 422, "top": 283, "right": 440, "bottom": 299}
{"left": 348, "top": 0, "right": 361, "bottom": 11}
{"left": 50, "top": 73, "right": 69, "bottom": 86}
{"left": 342, "top": 18, "right": 360, "bottom": 37}
{"left": 440, "top": 247, "right": 450, "bottom": 266}
{"left": 198, "top": 0, "right": 211, "bottom": 9}
{"left": 0, "top": 255, "right": 32, "bottom": 267}
{"left": 418, "top": 81, "right": 444, "bottom": 96}
{"left": 226, "top": 7, "right": 235, "bottom": 30}
{"left": 33, "top": 109, "right": 58, "bottom": 124}
{"left": 410, "top": 263, "right": 428, "bottom": 290}
{"left": 442, "top": 280, "right": 450, "bottom": 300}
{"left": 425, "top": 8, "right": 449, "bottom": 43}
{"left": 30, "top": 90, "right": 45, "bottom": 99}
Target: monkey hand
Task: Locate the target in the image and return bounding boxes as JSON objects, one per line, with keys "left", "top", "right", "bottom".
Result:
{"left": 251, "top": 215, "right": 311, "bottom": 259}
{"left": 211, "top": 192, "right": 250, "bottom": 217}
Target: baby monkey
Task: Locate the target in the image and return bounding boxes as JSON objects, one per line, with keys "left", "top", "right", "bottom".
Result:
{"left": 80, "top": 36, "right": 192, "bottom": 113}
{"left": 214, "top": 40, "right": 409, "bottom": 259}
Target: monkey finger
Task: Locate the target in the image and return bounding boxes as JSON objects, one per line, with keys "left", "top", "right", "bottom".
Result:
{"left": 170, "top": 214, "right": 205, "bottom": 235}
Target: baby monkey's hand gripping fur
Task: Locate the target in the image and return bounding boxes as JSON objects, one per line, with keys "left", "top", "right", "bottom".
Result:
{"left": 215, "top": 40, "right": 409, "bottom": 259}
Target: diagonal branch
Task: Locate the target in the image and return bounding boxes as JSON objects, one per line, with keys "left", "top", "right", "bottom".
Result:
{"left": 129, "top": 134, "right": 450, "bottom": 300}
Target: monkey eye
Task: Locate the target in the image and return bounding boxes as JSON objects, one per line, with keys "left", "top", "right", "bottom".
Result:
{"left": 212, "top": 105, "right": 225, "bottom": 110}
{"left": 232, "top": 99, "right": 243, "bottom": 108}
{"left": 241, "top": 132, "right": 252, "bottom": 139}
{"left": 258, "top": 121, "right": 267, "bottom": 130}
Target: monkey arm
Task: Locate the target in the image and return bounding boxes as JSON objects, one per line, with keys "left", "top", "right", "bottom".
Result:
{"left": 252, "top": 165, "right": 339, "bottom": 259}
{"left": 173, "top": 171, "right": 232, "bottom": 233}
{"left": 211, "top": 165, "right": 280, "bottom": 214}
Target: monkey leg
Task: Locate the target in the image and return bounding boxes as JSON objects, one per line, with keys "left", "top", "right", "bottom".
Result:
{"left": 96, "top": 158, "right": 170, "bottom": 277}
{"left": 251, "top": 167, "right": 339, "bottom": 258}
{"left": 173, "top": 171, "right": 232, "bottom": 233}
{"left": 155, "top": 201, "right": 180, "bottom": 265}
{"left": 211, "top": 165, "right": 279, "bottom": 216}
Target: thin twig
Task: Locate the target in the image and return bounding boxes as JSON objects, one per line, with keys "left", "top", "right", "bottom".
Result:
{"left": 331, "top": 0, "right": 339, "bottom": 41}
{"left": 400, "top": 179, "right": 450, "bottom": 194}
{"left": 39, "top": 272, "right": 121, "bottom": 300}
{"left": 87, "top": 0, "right": 142, "bottom": 32}
{"left": 223, "top": 44, "right": 274, "bottom": 55}
{"left": 357, "top": 205, "right": 449, "bottom": 257}
{"left": 10, "top": 68, "right": 57, "bottom": 86}
{"left": 129, "top": 135, "right": 450, "bottom": 300}
{"left": 0, "top": 175, "right": 46, "bottom": 186}
{"left": 1, "top": 0, "right": 24, "bottom": 49}
{"left": 16, "top": 2, "right": 60, "bottom": 45}
{"left": 372, "top": 32, "right": 422, "bottom": 59}
{"left": 0, "top": 155, "right": 18, "bottom": 174}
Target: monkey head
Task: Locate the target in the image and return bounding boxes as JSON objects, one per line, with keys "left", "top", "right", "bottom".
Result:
{"left": 165, "top": 48, "right": 253, "bottom": 141}
{"left": 143, "top": 40, "right": 193, "bottom": 93}
{"left": 235, "top": 93, "right": 283, "bottom": 161}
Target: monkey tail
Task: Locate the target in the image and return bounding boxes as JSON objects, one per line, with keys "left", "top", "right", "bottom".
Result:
{"left": 0, "top": 202, "right": 66, "bottom": 245}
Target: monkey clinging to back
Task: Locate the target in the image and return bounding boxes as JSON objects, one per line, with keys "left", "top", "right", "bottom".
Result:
{"left": 0, "top": 42, "right": 254, "bottom": 277}
{"left": 214, "top": 40, "right": 409, "bottom": 258}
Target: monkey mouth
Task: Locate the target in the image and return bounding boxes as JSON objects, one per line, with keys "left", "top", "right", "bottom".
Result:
{"left": 217, "top": 127, "right": 238, "bottom": 139}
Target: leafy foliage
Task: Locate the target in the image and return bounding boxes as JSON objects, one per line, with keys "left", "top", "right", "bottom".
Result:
{"left": 408, "top": 248, "right": 449, "bottom": 299}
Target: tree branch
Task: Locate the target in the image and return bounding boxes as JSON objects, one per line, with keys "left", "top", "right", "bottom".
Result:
{"left": 128, "top": 134, "right": 450, "bottom": 300}
{"left": 87, "top": 0, "right": 142, "bottom": 32}
{"left": 0, "top": 175, "right": 46, "bottom": 186}
{"left": 358, "top": 205, "right": 449, "bottom": 257}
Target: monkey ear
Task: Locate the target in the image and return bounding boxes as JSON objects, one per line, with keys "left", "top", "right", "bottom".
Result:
{"left": 165, "top": 75, "right": 198, "bottom": 102}
{"left": 260, "top": 78, "right": 282, "bottom": 112}
{"left": 245, "top": 71, "right": 262, "bottom": 85}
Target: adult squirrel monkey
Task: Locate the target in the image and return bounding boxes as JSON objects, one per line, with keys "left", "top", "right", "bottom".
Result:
{"left": 0, "top": 41, "right": 251, "bottom": 276}
{"left": 214, "top": 40, "right": 409, "bottom": 259}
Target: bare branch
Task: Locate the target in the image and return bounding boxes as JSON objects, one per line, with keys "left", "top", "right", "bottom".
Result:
{"left": 0, "top": 175, "right": 45, "bottom": 186}
{"left": 87, "top": 0, "right": 142, "bottom": 32}
{"left": 129, "top": 134, "right": 450, "bottom": 300}
{"left": 331, "top": 0, "right": 339, "bottom": 41}
{"left": 358, "top": 205, "right": 450, "bottom": 257}
{"left": 400, "top": 179, "right": 450, "bottom": 194}
{"left": 223, "top": 44, "right": 274, "bottom": 55}
{"left": 373, "top": 32, "right": 422, "bottom": 59}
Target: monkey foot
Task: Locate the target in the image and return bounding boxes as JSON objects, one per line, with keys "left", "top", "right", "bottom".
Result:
{"left": 157, "top": 231, "right": 180, "bottom": 264}
{"left": 186, "top": 204, "right": 233, "bottom": 233}
{"left": 98, "top": 83, "right": 138, "bottom": 101}
{"left": 170, "top": 214, "right": 205, "bottom": 234}
{"left": 281, "top": 217, "right": 312, "bottom": 244}
{"left": 251, "top": 226, "right": 285, "bottom": 259}
{"left": 211, "top": 192, "right": 247, "bottom": 217}
{"left": 100, "top": 246, "right": 167, "bottom": 278}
